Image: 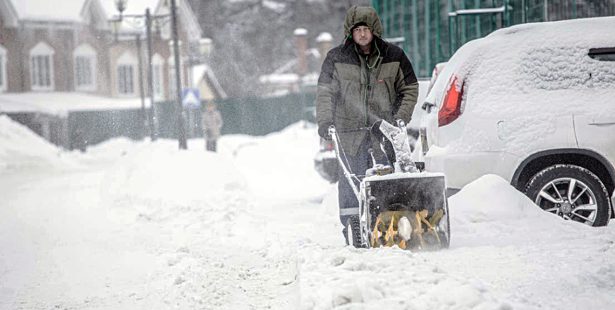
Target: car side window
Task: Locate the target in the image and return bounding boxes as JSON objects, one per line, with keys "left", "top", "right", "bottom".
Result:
{"left": 588, "top": 47, "right": 615, "bottom": 61}
{"left": 520, "top": 46, "right": 615, "bottom": 90}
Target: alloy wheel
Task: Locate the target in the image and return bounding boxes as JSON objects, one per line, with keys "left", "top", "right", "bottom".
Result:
{"left": 534, "top": 177, "right": 598, "bottom": 225}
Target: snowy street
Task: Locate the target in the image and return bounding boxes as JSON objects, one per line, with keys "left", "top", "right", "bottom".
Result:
{"left": 1, "top": 117, "right": 615, "bottom": 309}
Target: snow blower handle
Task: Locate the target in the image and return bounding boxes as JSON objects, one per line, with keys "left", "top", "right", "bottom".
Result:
{"left": 329, "top": 126, "right": 361, "bottom": 201}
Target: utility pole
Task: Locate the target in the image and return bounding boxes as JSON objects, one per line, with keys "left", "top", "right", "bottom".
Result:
{"left": 145, "top": 8, "right": 157, "bottom": 141}
{"left": 170, "top": 0, "right": 188, "bottom": 150}
{"left": 136, "top": 34, "right": 147, "bottom": 139}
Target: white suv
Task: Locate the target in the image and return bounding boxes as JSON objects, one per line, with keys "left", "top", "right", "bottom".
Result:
{"left": 420, "top": 17, "right": 615, "bottom": 226}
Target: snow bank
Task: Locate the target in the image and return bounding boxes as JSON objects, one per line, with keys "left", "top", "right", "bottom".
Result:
{"left": 0, "top": 115, "right": 73, "bottom": 172}
{"left": 3, "top": 117, "right": 615, "bottom": 309}
{"left": 225, "top": 121, "right": 330, "bottom": 201}
{"left": 450, "top": 174, "right": 550, "bottom": 223}
{"left": 298, "top": 245, "right": 516, "bottom": 310}
{"left": 102, "top": 143, "right": 247, "bottom": 206}
{"left": 300, "top": 173, "right": 615, "bottom": 309}
{"left": 448, "top": 174, "right": 599, "bottom": 247}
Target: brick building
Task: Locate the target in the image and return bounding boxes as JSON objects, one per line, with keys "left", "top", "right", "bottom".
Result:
{"left": 0, "top": 0, "right": 222, "bottom": 101}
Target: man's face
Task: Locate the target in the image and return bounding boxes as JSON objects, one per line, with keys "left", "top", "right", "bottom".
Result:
{"left": 352, "top": 26, "right": 373, "bottom": 48}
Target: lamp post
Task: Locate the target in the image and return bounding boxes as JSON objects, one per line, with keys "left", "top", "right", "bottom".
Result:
{"left": 113, "top": 0, "right": 188, "bottom": 149}
{"left": 169, "top": 0, "right": 187, "bottom": 149}
{"left": 135, "top": 33, "right": 147, "bottom": 139}
{"left": 145, "top": 8, "right": 157, "bottom": 141}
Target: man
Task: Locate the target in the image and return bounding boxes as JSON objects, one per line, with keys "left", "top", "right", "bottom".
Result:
{"left": 316, "top": 5, "right": 419, "bottom": 244}
{"left": 202, "top": 102, "right": 223, "bottom": 152}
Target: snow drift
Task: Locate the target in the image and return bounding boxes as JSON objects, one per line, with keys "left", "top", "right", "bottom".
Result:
{"left": 0, "top": 115, "right": 73, "bottom": 171}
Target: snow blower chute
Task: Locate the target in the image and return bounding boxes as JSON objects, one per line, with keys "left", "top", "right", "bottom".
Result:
{"left": 330, "top": 120, "right": 450, "bottom": 250}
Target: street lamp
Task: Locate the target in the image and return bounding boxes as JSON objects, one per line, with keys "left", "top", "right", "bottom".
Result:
{"left": 168, "top": 0, "right": 188, "bottom": 149}
{"left": 113, "top": 0, "right": 188, "bottom": 149}
{"left": 115, "top": 0, "right": 127, "bottom": 18}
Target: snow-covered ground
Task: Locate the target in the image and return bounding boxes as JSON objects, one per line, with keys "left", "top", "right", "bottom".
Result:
{"left": 1, "top": 115, "right": 614, "bottom": 309}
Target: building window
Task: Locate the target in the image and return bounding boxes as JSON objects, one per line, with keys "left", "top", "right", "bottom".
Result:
{"left": 117, "top": 65, "right": 134, "bottom": 95}
{"left": 0, "top": 45, "right": 6, "bottom": 92}
{"left": 168, "top": 56, "right": 184, "bottom": 99}
{"left": 74, "top": 44, "right": 97, "bottom": 91}
{"left": 152, "top": 54, "right": 164, "bottom": 100}
{"left": 30, "top": 42, "right": 55, "bottom": 91}
{"left": 116, "top": 51, "right": 137, "bottom": 96}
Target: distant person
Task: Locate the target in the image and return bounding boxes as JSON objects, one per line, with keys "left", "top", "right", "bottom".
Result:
{"left": 316, "top": 5, "right": 419, "bottom": 244}
{"left": 72, "top": 126, "right": 87, "bottom": 153}
{"left": 201, "top": 102, "right": 223, "bottom": 152}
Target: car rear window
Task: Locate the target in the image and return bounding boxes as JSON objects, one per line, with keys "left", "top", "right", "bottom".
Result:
{"left": 520, "top": 46, "right": 615, "bottom": 90}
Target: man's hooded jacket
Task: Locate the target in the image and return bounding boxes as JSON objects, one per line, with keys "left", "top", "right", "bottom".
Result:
{"left": 316, "top": 6, "right": 419, "bottom": 156}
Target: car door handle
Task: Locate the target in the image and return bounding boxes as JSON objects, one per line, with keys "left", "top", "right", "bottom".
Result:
{"left": 588, "top": 122, "right": 615, "bottom": 127}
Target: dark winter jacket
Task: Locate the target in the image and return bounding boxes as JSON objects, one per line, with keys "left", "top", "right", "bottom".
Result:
{"left": 316, "top": 6, "right": 419, "bottom": 156}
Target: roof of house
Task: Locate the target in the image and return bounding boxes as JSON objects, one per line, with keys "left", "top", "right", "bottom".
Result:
{"left": 102, "top": 0, "right": 202, "bottom": 40}
{"left": 192, "top": 64, "right": 228, "bottom": 99}
{"left": 8, "top": 0, "right": 86, "bottom": 22}
{"left": 258, "top": 48, "right": 321, "bottom": 93}
{"left": 1, "top": 0, "right": 108, "bottom": 29}
{"left": 1, "top": 0, "right": 201, "bottom": 39}
{"left": 0, "top": 92, "right": 150, "bottom": 117}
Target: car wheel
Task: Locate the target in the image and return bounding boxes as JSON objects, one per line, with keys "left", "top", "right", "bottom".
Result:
{"left": 524, "top": 164, "right": 611, "bottom": 227}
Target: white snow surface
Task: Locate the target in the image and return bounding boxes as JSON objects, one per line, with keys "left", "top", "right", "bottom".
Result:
{"left": 1, "top": 117, "right": 614, "bottom": 309}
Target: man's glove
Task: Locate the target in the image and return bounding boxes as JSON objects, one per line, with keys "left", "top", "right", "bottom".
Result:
{"left": 318, "top": 122, "right": 333, "bottom": 140}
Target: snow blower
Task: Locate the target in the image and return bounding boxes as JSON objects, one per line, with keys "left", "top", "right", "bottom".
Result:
{"left": 330, "top": 120, "right": 450, "bottom": 251}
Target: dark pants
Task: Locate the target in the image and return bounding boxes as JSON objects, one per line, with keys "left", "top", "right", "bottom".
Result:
{"left": 206, "top": 140, "right": 217, "bottom": 152}
{"left": 337, "top": 136, "right": 387, "bottom": 226}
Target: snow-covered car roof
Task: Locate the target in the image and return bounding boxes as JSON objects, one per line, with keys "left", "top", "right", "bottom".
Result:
{"left": 426, "top": 16, "right": 615, "bottom": 120}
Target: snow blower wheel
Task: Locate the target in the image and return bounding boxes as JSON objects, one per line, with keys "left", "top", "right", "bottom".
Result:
{"left": 346, "top": 216, "right": 364, "bottom": 248}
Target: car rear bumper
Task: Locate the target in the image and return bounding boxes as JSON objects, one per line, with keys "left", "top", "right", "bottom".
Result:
{"left": 425, "top": 149, "right": 520, "bottom": 190}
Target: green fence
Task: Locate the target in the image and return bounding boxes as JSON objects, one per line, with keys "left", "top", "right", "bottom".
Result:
{"left": 373, "top": 0, "right": 615, "bottom": 78}
{"left": 152, "top": 92, "right": 316, "bottom": 139}
{"left": 9, "top": 92, "right": 317, "bottom": 151}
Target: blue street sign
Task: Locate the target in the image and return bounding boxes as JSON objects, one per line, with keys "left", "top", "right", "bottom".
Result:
{"left": 182, "top": 88, "right": 201, "bottom": 109}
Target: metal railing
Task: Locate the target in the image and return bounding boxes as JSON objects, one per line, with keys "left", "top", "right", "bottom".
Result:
{"left": 373, "top": 0, "right": 615, "bottom": 78}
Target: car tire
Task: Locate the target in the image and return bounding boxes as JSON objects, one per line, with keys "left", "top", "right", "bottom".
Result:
{"left": 524, "top": 164, "right": 611, "bottom": 227}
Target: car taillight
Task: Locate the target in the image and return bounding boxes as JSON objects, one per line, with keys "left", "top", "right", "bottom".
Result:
{"left": 438, "top": 76, "right": 464, "bottom": 127}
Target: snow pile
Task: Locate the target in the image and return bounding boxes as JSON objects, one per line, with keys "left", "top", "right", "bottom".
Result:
{"left": 92, "top": 123, "right": 331, "bottom": 308}
{"left": 299, "top": 174, "right": 615, "bottom": 309}
{"left": 102, "top": 142, "right": 247, "bottom": 208}
{"left": 450, "top": 174, "right": 551, "bottom": 223}
{"left": 224, "top": 121, "right": 329, "bottom": 201}
{"left": 0, "top": 115, "right": 73, "bottom": 171}
{"left": 298, "top": 245, "right": 516, "bottom": 310}
{"left": 3, "top": 118, "right": 615, "bottom": 309}
{"left": 297, "top": 176, "right": 525, "bottom": 309}
{"left": 449, "top": 174, "right": 568, "bottom": 246}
